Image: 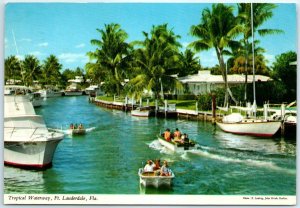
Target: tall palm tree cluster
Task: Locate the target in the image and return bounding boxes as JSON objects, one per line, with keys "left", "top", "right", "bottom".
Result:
{"left": 86, "top": 3, "right": 281, "bottom": 105}
{"left": 5, "top": 3, "right": 281, "bottom": 106}
{"left": 5, "top": 54, "right": 63, "bottom": 87}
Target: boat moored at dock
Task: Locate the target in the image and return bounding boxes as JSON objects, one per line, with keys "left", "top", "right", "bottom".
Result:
{"left": 131, "top": 107, "right": 151, "bottom": 117}
{"left": 4, "top": 95, "right": 64, "bottom": 169}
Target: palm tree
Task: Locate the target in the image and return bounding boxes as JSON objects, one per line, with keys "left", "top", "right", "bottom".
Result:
{"left": 4, "top": 55, "right": 22, "bottom": 84}
{"left": 237, "top": 3, "right": 283, "bottom": 101}
{"left": 126, "top": 24, "right": 182, "bottom": 101}
{"left": 86, "top": 23, "right": 132, "bottom": 96}
{"left": 41, "top": 55, "right": 62, "bottom": 87}
{"left": 178, "top": 49, "right": 201, "bottom": 77}
{"left": 22, "top": 55, "right": 41, "bottom": 86}
{"left": 190, "top": 3, "right": 240, "bottom": 107}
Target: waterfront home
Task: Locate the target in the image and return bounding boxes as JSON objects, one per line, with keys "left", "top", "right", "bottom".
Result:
{"left": 177, "top": 70, "right": 272, "bottom": 95}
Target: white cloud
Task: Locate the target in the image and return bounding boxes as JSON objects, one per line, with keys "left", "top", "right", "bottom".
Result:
{"left": 58, "top": 53, "right": 88, "bottom": 63}
{"left": 37, "top": 42, "right": 48, "bottom": 47}
{"left": 75, "top": 43, "right": 85, "bottom": 48}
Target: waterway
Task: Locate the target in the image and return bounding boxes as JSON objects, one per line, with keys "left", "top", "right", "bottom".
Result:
{"left": 4, "top": 96, "right": 296, "bottom": 195}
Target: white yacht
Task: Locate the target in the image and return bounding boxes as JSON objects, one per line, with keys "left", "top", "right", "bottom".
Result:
{"left": 4, "top": 95, "right": 64, "bottom": 169}
{"left": 4, "top": 85, "right": 43, "bottom": 107}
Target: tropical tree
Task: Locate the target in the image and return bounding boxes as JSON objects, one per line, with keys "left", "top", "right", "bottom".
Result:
{"left": 41, "top": 55, "right": 63, "bottom": 87}
{"left": 21, "top": 55, "right": 41, "bottom": 86}
{"left": 231, "top": 41, "right": 269, "bottom": 75}
{"left": 86, "top": 23, "right": 132, "bottom": 96}
{"left": 4, "top": 55, "right": 22, "bottom": 84}
{"left": 190, "top": 3, "right": 240, "bottom": 106}
{"left": 236, "top": 3, "right": 283, "bottom": 101}
{"left": 272, "top": 51, "right": 297, "bottom": 102}
{"left": 178, "top": 49, "right": 201, "bottom": 77}
{"left": 126, "top": 24, "right": 182, "bottom": 101}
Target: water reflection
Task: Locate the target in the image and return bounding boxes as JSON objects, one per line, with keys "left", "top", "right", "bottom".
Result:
{"left": 4, "top": 167, "right": 46, "bottom": 194}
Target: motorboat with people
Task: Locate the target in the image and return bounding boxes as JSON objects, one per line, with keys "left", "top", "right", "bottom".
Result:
{"left": 158, "top": 129, "right": 197, "bottom": 152}
{"left": 138, "top": 160, "right": 175, "bottom": 188}
{"left": 131, "top": 107, "right": 151, "bottom": 117}
{"left": 4, "top": 95, "right": 64, "bottom": 169}
{"left": 69, "top": 123, "right": 86, "bottom": 135}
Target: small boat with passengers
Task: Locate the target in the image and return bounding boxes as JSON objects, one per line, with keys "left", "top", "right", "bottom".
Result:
{"left": 158, "top": 129, "right": 197, "bottom": 152}
{"left": 138, "top": 160, "right": 175, "bottom": 188}
{"left": 69, "top": 123, "right": 86, "bottom": 135}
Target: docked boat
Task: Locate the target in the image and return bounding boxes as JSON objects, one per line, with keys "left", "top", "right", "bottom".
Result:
{"left": 85, "top": 85, "right": 104, "bottom": 97}
{"left": 30, "top": 92, "right": 43, "bottom": 107}
{"left": 131, "top": 107, "right": 151, "bottom": 117}
{"left": 4, "top": 95, "right": 64, "bottom": 169}
{"left": 216, "top": 5, "right": 282, "bottom": 138}
{"left": 138, "top": 168, "right": 175, "bottom": 188}
{"left": 64, "top": 86, "right": 83, "bottom": 96}
{"left": 216, "top": 115, "right": 282, "bottom": 137}
{"left": 157, "top": 135, "right": 197, "bottom": 152}
{"left": 39, "top": 88, "right": 62, "bottom": 98}
{"left": 5, "top": 85, "right": 43, "bottom": 107}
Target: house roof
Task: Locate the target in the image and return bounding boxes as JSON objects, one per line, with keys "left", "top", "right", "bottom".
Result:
{"left": 178, "top": 70, "right": 272, "bottom": 84}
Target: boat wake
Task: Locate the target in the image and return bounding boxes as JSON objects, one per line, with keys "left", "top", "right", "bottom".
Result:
{"left": 148, "top": 140, "right": 174, "bottom": 155}
{"left": 188, "top": 148, "right": 296, "bottom": 175}
{"left": 49, "top": 127, "right": 96, "bottom": 135}
{"left": 85, "top": 127, "right": 96, "bottom": 132}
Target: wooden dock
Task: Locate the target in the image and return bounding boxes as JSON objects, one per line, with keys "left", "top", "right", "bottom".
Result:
{"left": 93, "top": 98, "right": 222, "bottom": 122}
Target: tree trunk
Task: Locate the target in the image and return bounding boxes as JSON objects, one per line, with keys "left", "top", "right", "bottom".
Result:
{"left": 215, "top": 47, "right": 238, "bottom": 107}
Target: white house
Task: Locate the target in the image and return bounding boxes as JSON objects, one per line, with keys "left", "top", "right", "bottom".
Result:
{"left": 177, "top": 70, "right": 272, "bottom": 95}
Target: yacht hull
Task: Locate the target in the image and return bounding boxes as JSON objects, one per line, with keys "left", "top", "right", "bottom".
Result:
{"left": 216, "top": 120, "right": 281, "bottom": 137}
{"left": 4, "top": 139, "right": 63, "bottom": 169}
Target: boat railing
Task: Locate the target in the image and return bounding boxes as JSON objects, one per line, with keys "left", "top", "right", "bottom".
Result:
{"left": 4, "top": 126, "right": 60, "bottom": 141}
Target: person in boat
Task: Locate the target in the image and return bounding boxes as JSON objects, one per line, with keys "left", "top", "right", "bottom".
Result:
{"left": 173, "top": 128, "right": 182, "bottom": 143}
{"left": 160, "top": 160, "right": 170, "bottom": 176}
{"left": 163, "top": 128, "right": 171, "bottom": 142}
{"left": 181, "top": 133, "right": 189, "bottom": 144}
{"left": 70, "top": 123, "right": 74, "bottom": 129}
{"left": 154, "top": 159, "right": 161, "bottom": 170}
{"left": 74, "top": 123, "right": 78, "bottom": 129}
{"left": 144, "top": 160, "right": 155, "bottom": 172}
{"left": 78, "top": 123, "right": 84, "bottom": 129}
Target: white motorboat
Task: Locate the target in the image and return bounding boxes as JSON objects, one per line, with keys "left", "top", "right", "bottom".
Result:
{"left": 131, "top": 107, "right": 151, "bottom": 117}
{"left": 5, "top": 85, "right": 43, "bottom": 107}
{"left": 64, "top": 85, "right": 83, "bottom": 96}
{"left": 30, "top": 92, "right": 43, "bottom": 107}
{"left": 138, "top": 168, "right": 175, "bottom": 188}
{"left": 85, "top": 85, "right": 104, "bottom": 97}
{"left": 39, "top": 88, "right": 62, "bottom": 98}
{"left": 157, "top": 135, "right": 197, "bottom": 152}
{"left": 4, "top": 95, "right": 64, "bottom": 169}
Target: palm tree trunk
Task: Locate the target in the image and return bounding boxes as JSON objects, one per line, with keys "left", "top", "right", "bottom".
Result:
{"left": 216, "top": 48, "right": 238, "bottom": 107}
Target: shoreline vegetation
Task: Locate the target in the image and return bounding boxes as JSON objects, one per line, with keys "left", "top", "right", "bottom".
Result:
{"left": 5, "top": 3, "right": 296, "bottom": 110}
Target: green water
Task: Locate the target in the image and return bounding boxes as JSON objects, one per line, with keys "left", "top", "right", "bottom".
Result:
{"left": 4, "top": 96, "right": 296, "bottom": 195}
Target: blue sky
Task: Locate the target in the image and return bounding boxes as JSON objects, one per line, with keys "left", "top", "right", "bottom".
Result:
{"left": 4, "top": 3, "right": 297, "bottom": 70}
